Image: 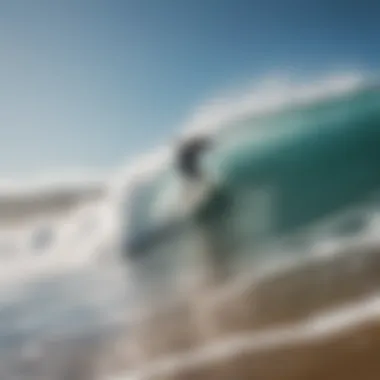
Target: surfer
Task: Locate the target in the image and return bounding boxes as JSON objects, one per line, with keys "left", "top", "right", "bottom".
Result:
{"left": 175, "top": 135, "right": 231, "bottom": 288}
{"left": 122, "top": 134, "right": 231, "bottom": 304}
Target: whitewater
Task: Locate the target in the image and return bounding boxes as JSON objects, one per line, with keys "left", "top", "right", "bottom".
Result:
{"left": 2, "top": 71, "right": 380, "bottom": 379}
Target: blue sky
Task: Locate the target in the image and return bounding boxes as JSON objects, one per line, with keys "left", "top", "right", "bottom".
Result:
{"left": 0, "top": 0, "right": 379, "bottom": 177}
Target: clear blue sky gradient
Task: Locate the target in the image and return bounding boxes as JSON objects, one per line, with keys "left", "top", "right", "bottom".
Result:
{"left": 0, "top": 0, "right": 379, "bottom": 176}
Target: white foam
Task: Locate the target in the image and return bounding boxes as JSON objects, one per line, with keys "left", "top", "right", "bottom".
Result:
{"left": 181, "top": 71, "right": 366, "bottom": 138}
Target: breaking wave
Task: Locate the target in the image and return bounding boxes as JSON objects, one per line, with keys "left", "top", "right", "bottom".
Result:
{"left": 1, "top": 70, "right": 380, "bottom": 379}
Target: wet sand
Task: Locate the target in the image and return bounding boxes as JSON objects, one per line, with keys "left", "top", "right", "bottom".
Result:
{"left": 109, "top": 240, "right": 380, "bottom": 380}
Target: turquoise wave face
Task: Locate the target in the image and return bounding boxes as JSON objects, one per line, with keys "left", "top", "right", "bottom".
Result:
{"left": 207, "top": 86, "right": 380, "bottom": 239}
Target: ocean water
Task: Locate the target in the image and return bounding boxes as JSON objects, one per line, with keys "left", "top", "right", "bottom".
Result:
{"left": 2, "top": 72, "right": 380, "bottom": 379}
